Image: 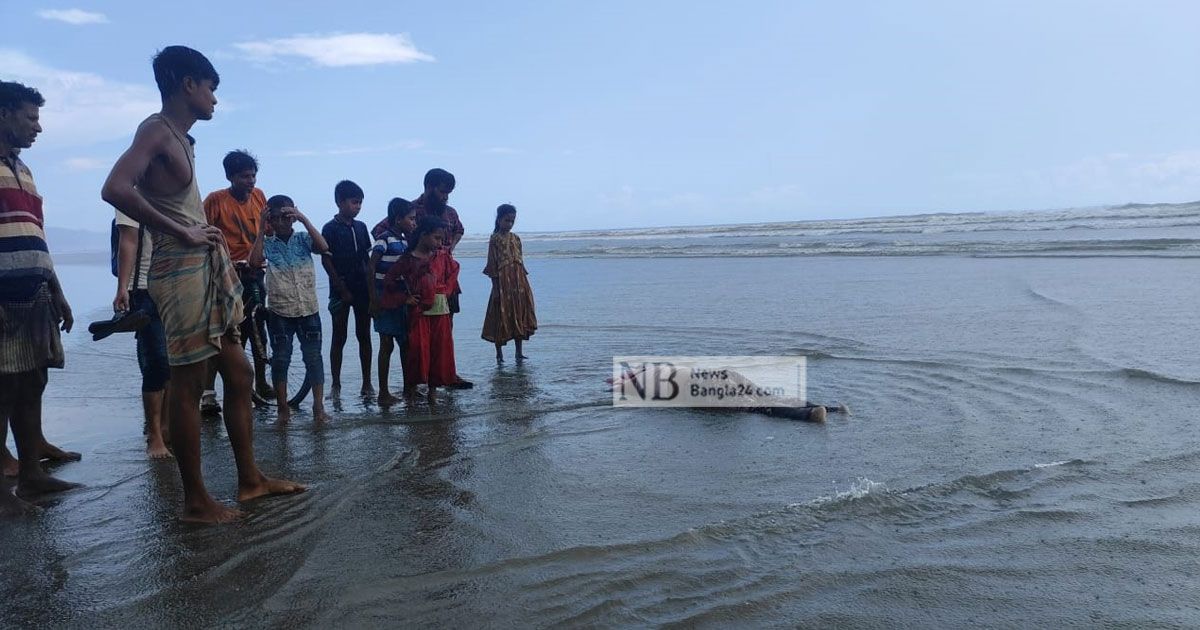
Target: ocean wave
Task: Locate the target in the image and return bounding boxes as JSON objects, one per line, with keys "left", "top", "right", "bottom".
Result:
{"left": 456, "top": 202, "right": 1200, "bottom": 244}
{"left": 517, "top": 237, "right": 1200, "bottom": 259}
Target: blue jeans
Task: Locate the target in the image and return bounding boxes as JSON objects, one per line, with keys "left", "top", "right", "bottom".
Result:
{"left": 131, "top": 290, "right": 169, "bottom": 393}
{"left": 267, "top": 312, "right": 325, "bottom": 386}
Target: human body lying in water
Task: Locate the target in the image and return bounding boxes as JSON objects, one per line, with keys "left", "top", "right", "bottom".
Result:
{"left": 607, "top": 364, "right": 849, "bottom": 422}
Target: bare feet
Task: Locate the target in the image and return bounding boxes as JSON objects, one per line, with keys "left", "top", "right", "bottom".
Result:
{"left": 276, "top": 406, "right": 291, "bottom": 424}
{"left": 378, "top": 391, "right": 400, "bottom": 406}
{"left": 360, "top": 384, "right": 376, "bottom": 397}
{"left": 146, "top": 437, "right": 174, "bottom": 459}
{"left": 237, "top": 476, "right": 307, "bottom": 502}
{"left": 40, "top": 441, "right": 82, "bottom": 462}
{"left": 0, "top": 487, "right": 41, "bottom": 517}
{"left": 1, "top": 447, "right": 17, "bottom": 477}
{"left": 17, "top": 473, "right": 81, "bottom": 497}
{"left": 327, "top": 385, "right": 341, "bottom": 400}
{"left": 313, "top": 408, "right": 331, "bottom": 423}
{"left": 181, "top": 497, "right": 244, "bottom": 524}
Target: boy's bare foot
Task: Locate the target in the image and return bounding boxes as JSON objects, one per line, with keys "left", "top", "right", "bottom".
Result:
{"left": 1, "top": 447, "right": 18, "bottom": 477}
{"left": 181, "top": 497, "right": 243, "bottom": 524}
{"left": 40, "top": 441, "right": 82, "bottom": 462}
{"left": 17, "top": 474, "right": 81, "bottom": 497}
{"left": 0, "top": 488, "right": 41, "bottom": 517}
{"left": 146, "top": 438, "right": 174, "bottom": 459}
{"left": 378, "top": 391, "right": 399, "bottom": 406}
{"left": 237, "top": 476, "right": 307, "bottom": 502}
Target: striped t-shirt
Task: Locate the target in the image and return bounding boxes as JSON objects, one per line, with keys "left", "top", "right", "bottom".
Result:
{"left": 372, "top": 229, "right": 408, "bottom": 294}
{"left": 0, "top": 153, "right": 53, "bottom": 301}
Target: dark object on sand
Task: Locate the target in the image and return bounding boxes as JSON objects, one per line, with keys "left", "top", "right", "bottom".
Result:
{"left": 88, "top": 310, "right": 150, "bottom": 341}
{"left": 609, "top": 365, "right": 850, "bottom": 423}
{"left": 751, "top": 403, "right": 851, "bottom": 422}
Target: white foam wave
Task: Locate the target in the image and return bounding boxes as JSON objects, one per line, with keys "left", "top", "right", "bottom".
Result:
{"left": 797, "top": 477, "right": 887, "bottom": 508}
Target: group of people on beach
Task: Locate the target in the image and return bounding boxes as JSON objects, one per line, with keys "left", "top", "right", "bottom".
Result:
{"left": 0, "top": 45, "right": 537, "bottom": 522}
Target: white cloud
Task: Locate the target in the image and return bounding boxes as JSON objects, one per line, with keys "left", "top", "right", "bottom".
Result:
{"left": 280, "top": 141, "right": 425, "bottom": 157}
{"left": 36, "top": 9, "right": 109, "bottom": 25}
{"left": 63, "top": 157, "right": 107, "bottom": 171}
{"left": 0, "top": 50, "right": 159, "bottom": 149}
{"left": 233, "top": 33, "right": 434, "bottom": 67}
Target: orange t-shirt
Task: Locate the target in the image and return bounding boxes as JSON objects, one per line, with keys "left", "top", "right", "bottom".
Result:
{"left": 203, "top": 187, "right": 267, "bottom": 263}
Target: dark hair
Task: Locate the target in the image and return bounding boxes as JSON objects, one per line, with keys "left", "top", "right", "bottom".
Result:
{"left": 408, "top": 215, "right": 448, "bottom": 249}
{"left": 493, "top": 203, "right": 517, "bottom": 233}
{"left": 152, "top": 46, "right": 219, "bottom": 100}
{"left": 265, "top": 194, "right": 294, "bottom": 216}
{"left": 334, "top": 180, "right": 364, "bottom": 204}
{"left": 387, "top": 197, "right": 412, "bottom": 226}
{"left": 423, "top": 168, "right": 455, "bottom": 192}
{"left": 0, "top": 81, "right": 45, "bottom": 112}
{"left": 222, "top": 150, "right": 258, "bottom": 177}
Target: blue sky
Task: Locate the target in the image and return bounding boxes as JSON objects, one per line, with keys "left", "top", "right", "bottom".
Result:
{"left": 7, "top": 1, "right": 1200, "bottom": 235}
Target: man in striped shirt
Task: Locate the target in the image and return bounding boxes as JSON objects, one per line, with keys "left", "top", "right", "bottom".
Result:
{"left": 0, "top": 81, "right": 80, "bottom": 516}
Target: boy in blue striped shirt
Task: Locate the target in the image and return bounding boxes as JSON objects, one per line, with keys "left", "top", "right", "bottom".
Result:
{"left": 368, "top": 198, "right": 417, "bottom": 405}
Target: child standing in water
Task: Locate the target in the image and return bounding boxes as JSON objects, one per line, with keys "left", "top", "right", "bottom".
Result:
{"left": 482, "top": 204, "right": 537, "bottom": 362}
{"left": 386, "top": 217, "right": 459, "bottom": 405}
{"left": 249, "top": 196, "right": 331, "bottom": 423}
{"left": 320, "top": 180, "right": 373, "bottom": 397}
{"left": 368, "top": 198, "right": 417, "bottom": 405}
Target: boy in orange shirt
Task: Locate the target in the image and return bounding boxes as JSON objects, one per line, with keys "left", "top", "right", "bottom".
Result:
{"left": 201, "top": 150, "right": 270, "bottom": 408}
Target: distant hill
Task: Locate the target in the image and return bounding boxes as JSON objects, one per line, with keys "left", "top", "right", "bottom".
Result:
{"left": 46, "top": 226, "right": 110, "bottom": 253}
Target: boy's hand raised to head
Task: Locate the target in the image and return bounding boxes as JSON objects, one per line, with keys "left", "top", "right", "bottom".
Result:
{"left": 287, "top": 207, "right": 310, "bottom": 224}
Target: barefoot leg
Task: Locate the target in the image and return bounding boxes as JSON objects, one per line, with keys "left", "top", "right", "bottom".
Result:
{"left": 10, "top": 377, "right": 80, "bottom": 497}
{"left": 378, "top": 334, "right": 392, "bottom": 401}
{"left": 143, "top": 389, "right": 172, "bottom": 459}
{"left": 353, "top": 302, "right": 374, "bottom": 396}
{"left": 170, "top": 360, "right": 241, "bottom": 523}
{"left": 495, "top": 342, "right": 503, "bottom": 363}
{"left": 216, "top": 334, "right": 306, "bottom": 501}
{"left": 269, "top": 320, "right": 293, "bottom": 424}
{"left": 329, "top": 303, "right": 349, "bottom": 393}
{"left": 311, "top": 384, "right": 330, "bottom": 423}
{"left": 274, "top": 382, "right": 291, "bottom": 424}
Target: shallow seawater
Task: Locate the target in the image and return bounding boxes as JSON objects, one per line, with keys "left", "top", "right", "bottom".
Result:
{"left": 4, "top": 254, "right": 1200, "bottom": 627}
